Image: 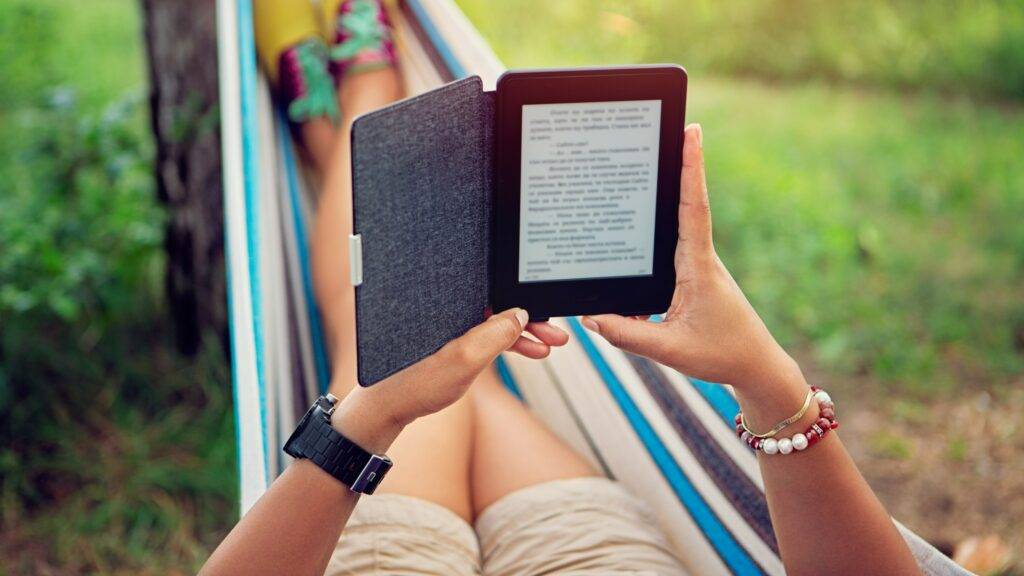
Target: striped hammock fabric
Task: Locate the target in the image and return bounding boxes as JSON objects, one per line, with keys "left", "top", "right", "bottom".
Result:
{"left": 216, "top": 0, "right": 970, "bottom": 573}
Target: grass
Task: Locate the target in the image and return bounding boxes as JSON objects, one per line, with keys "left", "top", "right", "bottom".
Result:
{"left": 458, "top": 0, "right": 1024, "bottom": 393}
{"left": 691, "top": 78, "right": 1024, "bottom": 391}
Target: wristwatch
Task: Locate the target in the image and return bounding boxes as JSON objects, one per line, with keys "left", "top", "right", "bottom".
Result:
{"left": 283, "top": 393, "right": 393, "bottom": 494}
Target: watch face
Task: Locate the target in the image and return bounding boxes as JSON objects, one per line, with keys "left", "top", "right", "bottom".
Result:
{"left": 283, "top": 402, "right": 318, "bottom": 455}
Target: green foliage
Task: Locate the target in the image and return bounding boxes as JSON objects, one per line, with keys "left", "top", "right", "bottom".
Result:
{"left": 0, "top": 91, "right": 162, "bottom": 325}
{"left": 0, "top": 88, "right": 236, "bottom": 576}
{"left": 458, "top": 0, "right": 1024, "bottom": 100}
{"left": 0, "top": 0, "right": 236, "bottom": 573}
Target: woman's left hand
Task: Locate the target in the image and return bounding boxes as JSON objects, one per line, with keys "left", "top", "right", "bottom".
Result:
{"left": 504, "top": 313, "right": 570, "bottom": 359}
{"left": 334, "top": 308, "right": 554, "bottom": 451}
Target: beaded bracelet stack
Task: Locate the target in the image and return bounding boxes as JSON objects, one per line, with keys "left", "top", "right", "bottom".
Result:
{"left": 734, "top": 386, "right": 838, "bottom": 455}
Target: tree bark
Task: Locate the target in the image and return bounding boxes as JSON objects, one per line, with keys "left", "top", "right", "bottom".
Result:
{"left": 141, "top": 0, "right": 226, "bottom": 355}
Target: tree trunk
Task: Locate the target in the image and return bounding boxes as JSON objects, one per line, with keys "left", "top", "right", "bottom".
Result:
{"left": 141, "top": 0, "right": 226, "bottom": 355}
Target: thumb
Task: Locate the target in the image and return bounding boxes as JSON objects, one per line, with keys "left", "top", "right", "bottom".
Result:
{"left": 680, "top": 124, "right": 713, "bottom": 259}
{"left": 439, "top": 308, "right": 528, "bottom": 379}
{"left": 582, "top": 314, "right": 667, "bottom": 358}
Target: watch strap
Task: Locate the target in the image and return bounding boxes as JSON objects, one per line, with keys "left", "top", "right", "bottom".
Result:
{"left": 285, "top": 406, "right": 391, "bottom": 494}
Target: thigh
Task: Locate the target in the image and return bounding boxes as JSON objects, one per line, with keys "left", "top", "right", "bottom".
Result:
{"left": 374, "top": 393, "right": 476, "bottom": 522}
{"left": 469, "top": 365, "right": 598, "bottom": 516}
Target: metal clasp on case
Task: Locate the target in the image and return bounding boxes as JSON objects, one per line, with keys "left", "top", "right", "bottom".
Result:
{"left": 349, "top": 234, "right": 363, "bottom": 287}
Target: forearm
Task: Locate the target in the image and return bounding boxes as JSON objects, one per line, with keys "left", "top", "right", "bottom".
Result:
{"left": 736, "top": 362, "right": 920, "bottom": 576}
{"left": 200, "top": 390, "right": 403, "bottom": 576}
{"left": 200, "top": 461, "right": 357, "bottom": 576}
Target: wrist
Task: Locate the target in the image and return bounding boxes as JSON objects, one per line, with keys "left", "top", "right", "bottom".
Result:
{"left": 330, "top": 387, "right": 406, "bottom": 454}
{"left": 734, "top": 356, "right": 811, "bottom": 433}
{"left": 733, "top": 348, "right": 803, "bottom": 398}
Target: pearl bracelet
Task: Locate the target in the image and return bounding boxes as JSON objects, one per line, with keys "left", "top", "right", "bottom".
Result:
{"left": 733, "top": 386, "right": 838, "bottom": 455}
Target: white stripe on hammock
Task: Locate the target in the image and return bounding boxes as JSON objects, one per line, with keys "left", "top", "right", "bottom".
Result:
{"left": 217, "top": 0, "right": 268, "bottom": 513}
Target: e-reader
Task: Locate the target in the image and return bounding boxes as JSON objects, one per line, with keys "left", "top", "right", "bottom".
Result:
{"left": 350, "top": 65, "right": 687, "bottom": 385}
{"left": 492, "top": 66, "right": 686, "bottom": 319}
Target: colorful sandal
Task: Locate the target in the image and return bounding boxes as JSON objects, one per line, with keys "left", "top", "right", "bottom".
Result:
{"left": 326, "top": 0, "right": 397, "bottom": 80}
{"left": 277, "top": 38, "right": 340, "bottom": 126}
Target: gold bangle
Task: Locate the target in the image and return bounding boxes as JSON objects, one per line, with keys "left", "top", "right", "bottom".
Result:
{"left": 740, "top": 388, "right": 815, "bottom": 439}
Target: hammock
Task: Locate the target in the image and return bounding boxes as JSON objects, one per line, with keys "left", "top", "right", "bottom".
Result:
{"left": 216, "top": 0, "right": 970, "bottom": 574}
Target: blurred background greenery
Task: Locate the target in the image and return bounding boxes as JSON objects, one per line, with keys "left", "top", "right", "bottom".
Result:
{"left": 1, "top": 0, "right": 1021, "bottom": 573}
{"left": 460, "top": 0, "right": 1024, "bottom": 389}
{"left": 1, "top": 1, "right": 234, "bottom": 574}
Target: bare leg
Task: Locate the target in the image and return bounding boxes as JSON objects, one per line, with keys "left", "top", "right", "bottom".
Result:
{"left": 299, "top": 119, "right": 337, "bottom": 175}
{"left": 469, "top": 366, "right": 598, "bottom": 515}
{"left": 312, "top": 67, "right": 401, "bottom": 388}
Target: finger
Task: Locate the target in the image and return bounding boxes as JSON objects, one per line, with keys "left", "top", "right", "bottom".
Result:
{"left": 526, "top": 321, "right": 569, "bottom": 346}
{"left": 581, "top": 314, "right": 668, "bottom": 359}
{"left": 680, "top": 123, "right": 713, "bottom": 258}
{"left": 438, "top": 308, "right": 529, "bottom": 379}
{"left": 510, "top": 335, "right": 551, "bottom": 359}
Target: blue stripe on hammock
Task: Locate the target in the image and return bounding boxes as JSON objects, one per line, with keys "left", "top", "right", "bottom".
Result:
{"left": 275, "top": 110, "right": 332, "bottom": 392}
{"left": 567, "top": 317, "right": 763, "bottom": 576}
{"left": 689, "top": 377, "right": 740, "bottom": 427}
{"left": 404, "top": 0, "right": 469, "bottom": 79}
{"left": 237, "top": 0, "right": 269, "bottom": 484}
{"left": 494, "top": 355, "right": 523, "bottom": 400}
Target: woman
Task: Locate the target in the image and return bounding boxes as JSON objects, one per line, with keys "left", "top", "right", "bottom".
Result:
{"left": 214, "top": 3, "right": 923, "bottom": 574}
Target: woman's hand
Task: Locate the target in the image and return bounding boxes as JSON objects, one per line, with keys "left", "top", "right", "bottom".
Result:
{"left": 333, "top": 308, "right": 548, "bottom": 451}
{"left": 582, "top": 124, "right": 800, "bottom": 396}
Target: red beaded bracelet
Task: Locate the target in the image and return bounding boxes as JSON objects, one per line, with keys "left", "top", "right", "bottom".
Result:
{"left": 734, "top": 386, "right": 839, "bottom": 455}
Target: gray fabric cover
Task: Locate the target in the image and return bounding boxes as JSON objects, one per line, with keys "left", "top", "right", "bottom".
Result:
{"left": 351, "top": 76, "right": 495, "bottom": 385}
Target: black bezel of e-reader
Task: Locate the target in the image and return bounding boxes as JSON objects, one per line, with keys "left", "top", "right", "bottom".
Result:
{"left": 491, "top": 65, "right": 687, "bottom": 320}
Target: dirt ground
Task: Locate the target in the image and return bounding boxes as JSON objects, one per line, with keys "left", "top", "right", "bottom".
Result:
{"left": 810, "top": 359, "right": 1024, "bottom": 574}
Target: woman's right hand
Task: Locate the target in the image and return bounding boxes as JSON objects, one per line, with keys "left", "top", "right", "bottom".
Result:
{"left": 582, "top": 124, "right": 803, "bottom": 399}
{"left": 581, "top": 125, "right": 924, "bottom": 576}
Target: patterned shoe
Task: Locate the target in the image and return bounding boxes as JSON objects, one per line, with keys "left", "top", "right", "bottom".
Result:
{"left": 328, "top": 0, "right": 397, "bottom": 80}
{"left": 278, "top": 37, "right": 340, "bottom": 126}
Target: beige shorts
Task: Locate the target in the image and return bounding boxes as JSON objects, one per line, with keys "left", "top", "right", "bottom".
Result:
{"left": 324, "top": 476, "right": 685, "bottom": 575}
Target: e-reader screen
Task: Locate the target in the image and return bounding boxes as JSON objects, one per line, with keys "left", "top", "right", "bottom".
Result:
{"left": 518, "top": 100, "right": 662, "bottom": 283}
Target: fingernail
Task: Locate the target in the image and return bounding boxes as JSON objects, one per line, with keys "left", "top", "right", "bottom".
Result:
{"left": 695, "top": 123, "right": 703, "bottom": 150}
{"left": 514, "top": 308, "right": 529, "bottom": 330}
{"left": 581, "top": 316, "right": 600, "bottom": 334}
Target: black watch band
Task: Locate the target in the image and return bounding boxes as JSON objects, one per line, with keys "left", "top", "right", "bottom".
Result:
{"left": 283, "top": 394, "right": 392, "bottom": 494}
